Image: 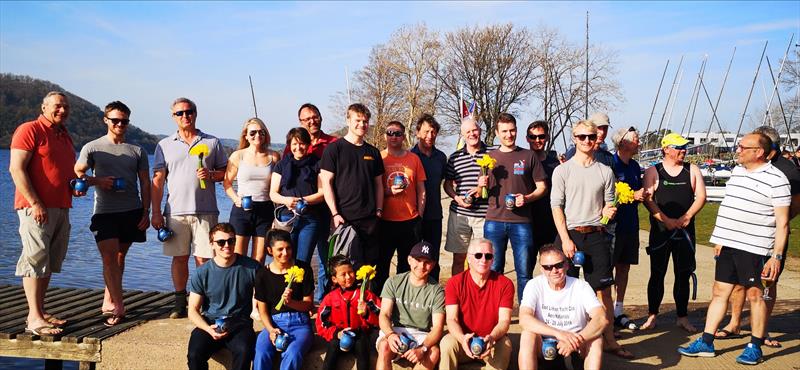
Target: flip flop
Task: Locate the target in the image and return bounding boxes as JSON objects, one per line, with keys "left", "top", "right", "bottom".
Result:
{"left": 104, "top": 315, "right": 125, "bottom": 327}
{"left": 764, "top": 336, "right": 781, "bottom": 348}
{"left": 604, "top": 346, "right": 634, "bottom": 359}
{"left": 101, "top": 309, "right": 115, "bottom": 317}
{"left": 714, "top": 329, "right": 744, "bottom": 339}
{"left": 25, "top": 324, "right": 62, "bottom": 336}
{"left": 43, "top": 314, "right": 67, "bottom": 327}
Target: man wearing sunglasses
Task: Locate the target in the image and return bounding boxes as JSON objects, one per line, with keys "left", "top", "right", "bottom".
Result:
{"left": 679, "top": 133, "right": 790, "bottom": 365}
{"left": 641, "top": 132, "right": 706, "bottom": 333}
{"left": 152, "top": 97, "right": 228, "bottom": 319}
{"left": 187, "top": 222, "right": 262, "bottom": 370}
{"left": 526, "top": 120, "right": 561, "bottom": 250}
{"left": 282, "top": 103, "right": 338, "bottom": 159}
{"left": 74, "top": 101, "right": 151, "bottom": 326}
{"left": 518, "top": 245, "right": 608, "bottom": 370}
{"left": 480, "top": 113, "right": 547, "bottom": 304}
{"left": 551, "top": 119, "right": 631, "bottom": 358}
{"left": 564, "top": 112, "right": 614, "bottom": 167}
{"left": 440, "top": 239, "right": 514, "bottom": 370}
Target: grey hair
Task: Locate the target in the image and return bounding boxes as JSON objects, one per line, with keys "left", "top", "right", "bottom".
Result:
{"left": 467, "top": 238, "right": 492, "bottom": 253}
{"left": 752, "top": 126, "right": 780, "bottom": 144}
{"left": 171, "top": 97, "right": 197, "bottom": 112}
{"left": 42, "top": 91, "right": 67, "bottom": 105}
{"left": 611, "top": 127, "right": 639, "bottom": 149}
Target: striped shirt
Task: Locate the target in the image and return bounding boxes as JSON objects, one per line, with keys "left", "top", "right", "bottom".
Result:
{"left": 710, "top": 163, "right": 791, "bottom": 256}
{"left": 445, "top": 143, "right": 493, "bottom": 217}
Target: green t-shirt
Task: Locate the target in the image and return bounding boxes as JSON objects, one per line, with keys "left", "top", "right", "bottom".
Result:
{"left": 381, "top": 271, "right": 445, "bottom": 331}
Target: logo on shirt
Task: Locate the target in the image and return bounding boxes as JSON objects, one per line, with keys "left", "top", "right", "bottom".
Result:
{"left": 364, "top": 155, "right": 375, "bottom": 161}
{"left": 513, "top": 160, "right": 525, "bottom": 175}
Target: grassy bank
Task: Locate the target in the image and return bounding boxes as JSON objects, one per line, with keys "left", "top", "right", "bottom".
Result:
{"left": 637, "top": 202, "right": 800, "bottom": 257}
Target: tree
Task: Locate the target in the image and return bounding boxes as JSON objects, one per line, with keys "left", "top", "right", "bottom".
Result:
{"left": 436, "top": 23, "right": 543, "bottom": 144}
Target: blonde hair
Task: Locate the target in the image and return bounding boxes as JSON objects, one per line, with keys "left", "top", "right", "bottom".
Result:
{"left": 573, "top": 119, "right": 597, "bottom": 133}
{"left": 237, "top": 117, "right": 271, "bottom": 150}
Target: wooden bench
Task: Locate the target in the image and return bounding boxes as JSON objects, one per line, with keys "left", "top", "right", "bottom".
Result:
{"left": 0, "top": 284, "right": 173, "bottom": 370}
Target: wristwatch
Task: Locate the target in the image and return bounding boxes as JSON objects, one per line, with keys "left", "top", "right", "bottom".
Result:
{"left": 773, "top": 254, "right": 783, "bottom": 261}
{"left": 420, "top": 345, "right": 429, "bottom": 353}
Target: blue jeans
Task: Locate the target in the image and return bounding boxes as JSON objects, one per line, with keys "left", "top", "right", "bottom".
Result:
{"left": 485, "top": 220, "right": 534, "bottom": 302}
{"left": 254, "top": 312, "right": 313, "bottom": 370}
{"left": 291, "top": 214, "right": 330, "bottom": 302}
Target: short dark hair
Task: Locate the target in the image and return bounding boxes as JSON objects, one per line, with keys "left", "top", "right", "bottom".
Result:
{"left": 527, "top": 120, "right": 549, "bottom": 135}
{"left": 266, "top": 229, "right": 293, "bottom": 256}
{"left": 751, "top": 132, "right": 772, "bottom": 159}
{"left": 415, "top": 114, "right": 440, "bottom": 133}
{"left": 538, "top": 244, "right": 566, "bottom": 260}
{"left": 386, "top": 120, "right": 405, "bottom": 132}
{"left": 104, "top": 101, "right": 131, "bottom": 116}
{"left": 347, "top": 103, "right": 371, "bottom": 120}
{"left": 298, "top": 103, "right": 321, "bottom": 120}
{"left": 497, "top": 113, "right": 516, "bottom": 126}
{"left": 208, "top": 223, "right": 235, "bottom": 242}
{"left": 286, "top": 127, "right": 312, "bottom": 147}
{"left": 327, "top": 254, "right": 353, "bottom": 275}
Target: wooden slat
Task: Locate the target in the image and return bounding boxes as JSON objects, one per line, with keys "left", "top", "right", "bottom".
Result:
{"left": 82, "top": 293, "right": 174, "bottom": 343}
{"left": 0, "top": 287, "right": 70, "bottom": 314}
{"left": 0, "top": 338, "right": 101, "bottom": 362}
{"left": 0, "top": 289, "right": 97, "bottom": 327}
{"left": 0, "top": 289, "right": 105, "bottom": 338}
{"left": 62, "top": 291, "right": 170, "bottom": 343}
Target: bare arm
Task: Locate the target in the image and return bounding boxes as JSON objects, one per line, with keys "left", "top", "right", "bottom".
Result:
{"left": 378, "top": 297, "right": 395, "bottom": 338}
{"left": 642, "top": 166, "right": 675, "bottom": 226}
{"left": 524, "top": 180, "right": 547, "bottom": 203}
{"left": 188, "top": 293, "right": 226, "bottom": 340}
{"left": 136, "top": 169, "right": 151, "bottom": 230}
{"left": 10, "top": 149, "right": 48, "bottom": 223}
{"left": 684, "top": 164, "right": 707, "bottom": 219}
{"left": 151, "top": 169, "right": 167, "bottom": 229}
{"left": 422, "top": 312, "right": 445, "bottom": 348}
{"left": 579, "top": 306, "right": 609, "bottom": 342}
{"left": 375, "top": 175, "right": 384, "bottom": 215}
{"left": 223, "top": 152, "right": 240, "bottom": 206}
{"left": 305, "top": 176, "right": 325, "bottom": 205}
{"left": 766, "top": 206, "right": 791, "bottom": 280}
{"left": 552, "top": 206, "right": 576, "bottom": 258}
{"left": 445, "top": 304, "right": 467, "bottom": 343}
{"left": 416, "top": 180, "right": 426, "bottom": 217}
{"left": 320, "top": 169, "right": 343, "bottom": 224}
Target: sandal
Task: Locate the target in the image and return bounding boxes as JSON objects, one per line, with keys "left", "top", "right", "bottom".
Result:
{"left": 44, "top": 314, "right": 67, "bottom": 327}
{"left": 764, "top": 336, "right": 781, "bottom": 348}
{"left": 604, "top": 346, "right": 634, "bottom": 359}
{"left": 104, "top": 314, "right": 125, "bottom": 327}
{"left": 25, "top": 324, "right": 63, "bottom": 336}
{"left": 714, "top": 329, "right": 744, "bottom": 339}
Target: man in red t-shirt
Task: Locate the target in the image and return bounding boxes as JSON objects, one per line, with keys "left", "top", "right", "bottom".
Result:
{"left": 9, "top": 91, "right": 78, "bottom": 336}
{"left": 440, "top": 239, "right": 514, "bottom": 370}
{"left": 284, "top": 103, "right": 338, "bottom": 159}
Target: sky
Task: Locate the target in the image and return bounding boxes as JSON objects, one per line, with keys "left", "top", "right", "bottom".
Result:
{"left": 1, "top": 1, "right": 798, "bottom": 151}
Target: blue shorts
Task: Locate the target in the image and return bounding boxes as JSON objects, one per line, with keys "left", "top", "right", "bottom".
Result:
{"left": 229, "top": 201, "right": 274, "bottom": 237}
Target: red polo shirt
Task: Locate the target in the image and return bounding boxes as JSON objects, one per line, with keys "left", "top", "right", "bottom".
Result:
{"left": 11, "top": 115, "right": 76, "bottom": 209}
{"left": 283, "top": 132, "right": 338, "bottom": 159}
{"left": 445, "top": 270, "right": 515, "bottom": 337}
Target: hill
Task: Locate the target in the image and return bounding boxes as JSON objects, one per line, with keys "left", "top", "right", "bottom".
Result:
{"left": 0, "top": 74, "right": 160, "bottom": 153}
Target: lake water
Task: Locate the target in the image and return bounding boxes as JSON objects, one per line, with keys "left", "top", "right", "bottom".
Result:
{"left": 0, "top": 148, "right": 234, "bottom": 369}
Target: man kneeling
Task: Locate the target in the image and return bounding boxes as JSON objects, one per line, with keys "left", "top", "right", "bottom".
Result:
{"left": 187, "top": 223, "right": 262, "bottom": 370}
{"left": 519, "top": 245, "right": 609, "bottom": 370}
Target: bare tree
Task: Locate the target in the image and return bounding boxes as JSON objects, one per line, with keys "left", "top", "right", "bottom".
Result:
{"left": 436, "top": 23, "right": 543, "bottom": 144}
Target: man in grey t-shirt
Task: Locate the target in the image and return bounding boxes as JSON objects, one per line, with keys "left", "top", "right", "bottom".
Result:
{"left": 75, "top": 101, "right": 150, "bottom": 325}
{"left": 152, "top": 97, "right": 228, "bottom": 319}
{"left": 551, "top": 119, "right": 633, "bottom": 359}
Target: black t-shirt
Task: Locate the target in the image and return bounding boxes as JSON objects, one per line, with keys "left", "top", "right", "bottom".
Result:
{"left": 772, "top": 156, "right": 800, "bottom": 196}
{"left": 273, "top": 155, "right": 323, "bottom": 216}
{"left": 320, "top": 138, "right": 384, "bottom": 221}
{"left": 254, "top": 260, "right": 315, "bottom": 315}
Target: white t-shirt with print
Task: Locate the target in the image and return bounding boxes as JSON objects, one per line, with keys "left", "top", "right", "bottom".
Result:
{"left": 520, "top": 275, "right": 602, "bottom": 333}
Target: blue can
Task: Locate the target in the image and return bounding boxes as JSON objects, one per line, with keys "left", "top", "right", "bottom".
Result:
{"left": 504, "top": 194, "right": 516, "bottom": 210}
{"left": 275, "top": 332, "right": 292, "bottom": 352}
{"left": 463, "top": 191, "right": 474, "bottom": 205}
{"left": 573, "top": 251, "right": 585, "bottom": 267}
{"left": 112, "top": 177, "right": 126, "bottom": 192}
{"left": 241, "top": 196, "right": 253, "bottom": 211}
{"left": 542, "top": 338, "right": 558, "bottom": 360}
{"left": 398, "top": 332, "right": 418, "bottom": 354}
{"left": 214, "top": 316, "right": 228, "bottom": 333}
{"left": 157, "top": 227, "right": 174, "bottom": 242}
{"left": 469, "top": 336, "right": 485, "bottom": 356}
{"left": 295, "top": 199, "right": 307, "bottom": 214}
{"left": 339, "top": 330, "right": 356, "bottom": 352}
{"left": 70, "top": 178, "right": 89, "bottom": 193}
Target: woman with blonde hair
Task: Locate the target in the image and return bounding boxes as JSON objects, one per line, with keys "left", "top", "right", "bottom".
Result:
{"left": 224, "top": 118, "right": 281, "bottom": 264}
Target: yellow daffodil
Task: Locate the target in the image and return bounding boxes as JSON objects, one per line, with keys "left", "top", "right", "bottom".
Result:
{"left": 356, "top": 265, "right": 377, "bottom": 314}
{"left": 601, "top": 181, "right": 638, "bottom": 224}
{"left": 475, "top": 155, "right": 496, "bottom": 199}
{"left": 189, "top": 144, "right": 210, "bottom": 189}
{"left": 276, "top": 265, "right": 305, "bottom": 310}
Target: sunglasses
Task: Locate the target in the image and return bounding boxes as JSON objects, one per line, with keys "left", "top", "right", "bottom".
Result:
{"left": 471, "top": 252, "right": 494, "bottom": 260}
{"left": 667, "top": 144, "right": 688, "bottom": 150}
{"left": 527, "top": 134, "right": 548, "bottom": 141}
{"left": 106, "top": 117, "right": 130, "bottom": 126}
{"left": 574, "top": 134, "right": 598, "bottom": 142}
{"left": 248, "top": 130, "right": 266, "bottom": 137}
{"left": 541, "top": 260, "right": 566, "bottom": 271}
{"left": 213, "top": 238, "right": 236, "bottom": 247}
{"left": 386, "top": 130, "right": 404, "bottom": 137}
{"left": 173, "top": 109, "right": 196, "bottom": 117}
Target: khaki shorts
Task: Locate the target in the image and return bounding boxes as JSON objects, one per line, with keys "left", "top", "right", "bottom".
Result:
{"left": 376, "top": 326, "right": 430, "bottom": 351}
{"left": 162, "top": 214, "right": 217, "bottom": 258}
{"left": 16, "top": 208, "right": 70, "bottom": 278}
{"left": 444, "top": 209, "right": 485, "bottom": 254}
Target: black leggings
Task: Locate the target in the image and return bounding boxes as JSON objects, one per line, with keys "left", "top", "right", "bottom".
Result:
{"left": 187, "top": 326, "right": 256, "bottom": 370}
{"left": 322, "top": 332, "right": 371, "bottom": 370}
{"left": 647, "top": 237, "right": 695, "bottom": 317}
{"left": 374, "top": 218, "right": 421, "bottom": 294}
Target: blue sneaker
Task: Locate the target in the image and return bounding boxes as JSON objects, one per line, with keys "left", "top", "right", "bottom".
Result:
{"left": 677, "top": 337, "right": 715, "bottom": 357}
{"left": 736, "top": 343, "right": 763, "bottom": 365}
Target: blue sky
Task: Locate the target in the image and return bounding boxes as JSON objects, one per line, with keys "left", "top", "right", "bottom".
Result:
{"left": 1, "top": 1, "right": 797, "bottom": 150}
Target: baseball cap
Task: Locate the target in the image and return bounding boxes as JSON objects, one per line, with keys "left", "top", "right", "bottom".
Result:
{"left": 588, "top": 112, "right": 610, "bottom": 127}
{"left": 661, "top": 132, "right": 690, "bottom": 147}
{"left": 409, "top": 240, "right": 435, "bottom": 261}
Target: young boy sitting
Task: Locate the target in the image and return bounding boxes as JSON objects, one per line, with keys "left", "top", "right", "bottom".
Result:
{"left": 316, "top": 255, "right": 381, "bottom": 370}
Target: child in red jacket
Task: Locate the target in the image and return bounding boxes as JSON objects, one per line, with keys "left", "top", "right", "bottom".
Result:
{"left": 316, "top": 255, "right": 381, "bottom": 370}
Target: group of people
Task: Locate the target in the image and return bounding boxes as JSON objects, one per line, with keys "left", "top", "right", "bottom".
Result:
{"left": 9, "top": 91, "right": 798, "bottom": 369}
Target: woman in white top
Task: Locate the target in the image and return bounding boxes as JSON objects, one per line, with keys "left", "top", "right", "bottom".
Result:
{"left": 223, "top": 117, "right": 281, "bottom": 263}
